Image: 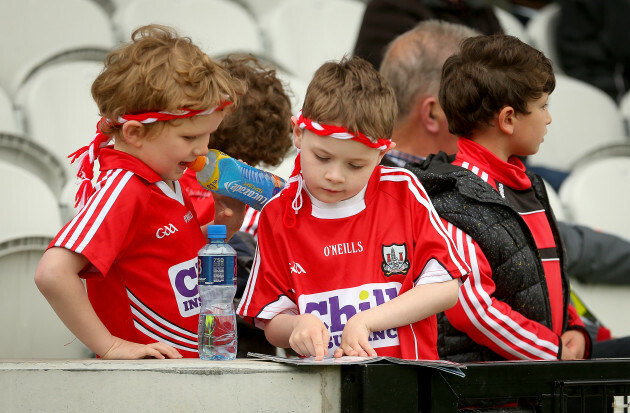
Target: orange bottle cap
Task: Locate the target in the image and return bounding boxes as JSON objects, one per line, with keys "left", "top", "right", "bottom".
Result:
{"left": 186, "top": 156, "right": 206, "bottom": 172}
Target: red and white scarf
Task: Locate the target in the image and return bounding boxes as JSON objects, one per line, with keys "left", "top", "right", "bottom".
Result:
{"left": 282, "top": 111, "right": 391, "bottom": 227}
{"left": 69, "top": 102, "right": 231, "bottom": 208}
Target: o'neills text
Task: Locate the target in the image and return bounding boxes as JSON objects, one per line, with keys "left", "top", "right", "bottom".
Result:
{"left": 323, "top": 241, "right": 363, "bottom": 257}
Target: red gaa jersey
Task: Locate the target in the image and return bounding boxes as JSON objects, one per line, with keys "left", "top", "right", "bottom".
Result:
{"left": 238, "top": 165, "right": 469, "bottom": 360}
{"left": 52, "top": 148, "right": 206, "bottom": 357}
{"left": 180, "top": 168, "right": 215, "bottom": 226}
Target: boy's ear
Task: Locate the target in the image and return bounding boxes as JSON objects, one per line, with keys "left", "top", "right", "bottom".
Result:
{"left": 497, "top": 106, "right": 516, "bottom": 135}
{"left": 121, "top": 121, "right": 146, "bottom": 148}
{"left": 291, "top": 116, "right": 303, "bottom": 149}
{"left": 377, "top": 141, "right": 396, "bottom": 163}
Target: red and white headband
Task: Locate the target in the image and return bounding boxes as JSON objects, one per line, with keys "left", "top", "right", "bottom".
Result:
{"left": 69, "top": 102, "right": 232, "bottom": 208}
{"left": 296, "top": 110, "right": 390, "bottom": 150}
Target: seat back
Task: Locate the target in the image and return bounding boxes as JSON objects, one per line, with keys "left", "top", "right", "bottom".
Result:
{"left": 15, "top": 61, "right": 105, "bottom": 183}
{"left": 0, "top": 0, "right": 114, "bottom": 97}
{"left": 527, "top": 74, "right": 626, "bottom": 173}
{"left": 112, "top": 0, "right": 264, "bottom": 56}
{"left": 493, "top": 6, "right": 531, "bottom": 45}
{"left": 0, "top": 236, "right": 92, "bottom": 359}
{"left": 0, "top": 161, "right": 62, "bottom": 243}
{"left": 260, "top": 0, "right": 367, "bottom": 82}
{"left": 0, "top": 87, "right": 20, "bottom": 135}
{"left": 525, "top": 3, "right": 562, "bottom": 73}
{"left": 559, "top": 156, "right": 630, "bottom": 240}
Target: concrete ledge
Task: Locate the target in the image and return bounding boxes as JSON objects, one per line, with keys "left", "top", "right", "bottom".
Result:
{"left": 0, "top": 359, "right": 341, "bottom": 412}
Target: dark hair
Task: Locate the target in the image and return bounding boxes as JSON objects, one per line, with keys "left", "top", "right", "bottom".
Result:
{"left": 210, "top": 54, "right": 292, "bottom": 167}
{"left": 439, "top": 34, "right": 555, "bottom": 138}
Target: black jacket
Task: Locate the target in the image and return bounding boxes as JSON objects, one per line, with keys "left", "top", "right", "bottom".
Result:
{"left": 408, "top": 152, "right": 574, "bottom": 361}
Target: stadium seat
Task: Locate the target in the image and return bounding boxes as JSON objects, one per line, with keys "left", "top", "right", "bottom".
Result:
{"left": 112, "top": 0, "right": 264, "bottom": 57}
{"left": 559, "top": 156, "right": 630, "bottom": 241}
{"left": 493, "top": 6, "right": 531, "bottom": 45}
{"left": 0, "top": 0, "right": 115, "bottom": 97}
{"left": 542, "top": 178, "right": 567, "bottom": 222}
{"left": 0, "top": 132, "right": 67, "bottom": 199}
{"left": 260, "top": 0, "right": 367, "bottom": 82}
{"left": 0, "top": 86, "right": 20, "bottom": 135}
{"left": 525, "top": 3, "right": 563, "bottom": 73}
{"left": 619, "top": 90, "right": 630, "bottom": 137}
{"left": 526, "top": 73, "right": 626, "bottom": 173}
{"left": 0, "top": 161, "right": 62, "bottom": 243}
{"left": 14, "top": 60, "right": 105, "bottom": 183}
{"left": 0, "top": 235, "right": 93, "bottom": 359}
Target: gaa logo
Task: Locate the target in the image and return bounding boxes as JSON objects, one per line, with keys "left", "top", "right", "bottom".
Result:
{"left": 156, "top": 223, "right": 178, "bottom": 239}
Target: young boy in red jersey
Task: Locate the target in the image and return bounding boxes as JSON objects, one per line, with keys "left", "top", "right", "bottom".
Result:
{"left": 35, "top": 25, "right": 245, "bottom": 360}
{"left": 409, "top": 34, "right": 592, "bottom": 362}
{"left": 237, "top": 56, "right": 470, "bottom": 361}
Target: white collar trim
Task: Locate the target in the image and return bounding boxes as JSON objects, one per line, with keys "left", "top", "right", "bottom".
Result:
{"left": 307, "top": 185, "right": 367, "bottom": 219}
{"left": 156, "top": 181, "right": 185, "bottom": 205}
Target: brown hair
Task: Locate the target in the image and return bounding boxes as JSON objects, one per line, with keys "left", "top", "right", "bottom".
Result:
{"left": 91, "top": 24, "right": 245, "bottom": 137}
{"left": 439, "top": 34, "right": 555, "bottom": 138}
{"left": 210, "top": 54, "right": 292, "bottom": 167}
{"left": 302, "top": 55, "right": 397, "bottom": 141}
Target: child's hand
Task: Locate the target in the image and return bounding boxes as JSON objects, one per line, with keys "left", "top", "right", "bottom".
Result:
{"left": 560, "top": 330, "right": 586, "bottom": 360}
{"left": 289, "top": 314, "right": 330, "bottom": 361}
{"left": 101, "top": 337, "right": 183, "bottom": 360}
{"left": 334, "top": 312, "right": 377, "bottom": 358}
{"left": 212, "top": 193, "right": 246, "bottom": 240}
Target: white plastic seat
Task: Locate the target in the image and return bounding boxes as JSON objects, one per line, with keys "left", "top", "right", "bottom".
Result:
{"left": 0, "top": 0, "right": 115, "bottom": 97}
{"left": 112, "top": 0, "right": 264, "bottom": 57}
{"left": 525, "top": 3, "right": 562, "bottom": 73}
{"left": 542, "top": 178, "right": 567, "bottom": 222}
{"left": 0, "top": 86, "right": 20, "bottom": 135}
{"left": 527, "top": 73, "right": 626, "bottom": 173}
{"left": 14, "top": 60, "right": 105, "bottom": 185}
{"left": 0, "top": 161, "right": 62, "bottom": 244}
{"left": 559, "top": 156, "right": 630, "bottom": 241}
{"left": 236, "top": 0, "right": 284, "bottom": 22}
{"left": 0, "top": 132, "right": 68, "bottom": 199}
{"left": 0, "top": 236, "right": 93, "bottom": 359}
{"left": 619, "top": 90, "right": 630, "bottom": 137}
{"left": 260, "top": 0, "right": 367, "bottom": 82}
{"left": 493, "top": 6, "right": 531, "bottom": 45}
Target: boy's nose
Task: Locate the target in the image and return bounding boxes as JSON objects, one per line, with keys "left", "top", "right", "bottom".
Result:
{"left": 194, "top": 144, "right": 209, "bottom": 157}
{"left": 325, "top": 165, "right": 345, "bottom": 183}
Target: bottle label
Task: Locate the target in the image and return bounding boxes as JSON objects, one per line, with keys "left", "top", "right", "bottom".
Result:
{"left": 197, "top": 149, "right": 286, "bottom": 211}
{"left": 198, "top": 255, "right": 236, "bottom": 286}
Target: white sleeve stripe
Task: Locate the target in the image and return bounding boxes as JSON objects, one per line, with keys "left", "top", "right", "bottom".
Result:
{"left": 127, "top": 288, "right": 197, "bottom": 340}
{"left": 131, "top": 307, "right": 198, "bottom": 346}
{"left": 75, "top": 171, "right": 133, "bottom": 253}
{"left": 56, "top": 169, "right": 132, "bottom": 251}
{"left": 55, "top": 169, "right": 116, "bottom": 247}
{"left": 133, "top": 322, "right": 197, "bottom": 352}
{"left": 459, "top": 235, "right": 558, "bottom": 359}
{"left": 238, "top": 245, "right": 262, "bottom": 314}
{"left": 380, "top": 172, "right": 469, "bottom": 276}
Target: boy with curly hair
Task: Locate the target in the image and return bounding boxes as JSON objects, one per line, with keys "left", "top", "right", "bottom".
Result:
{"left": 35, "top": 25, "right": 245, "bottom": 359}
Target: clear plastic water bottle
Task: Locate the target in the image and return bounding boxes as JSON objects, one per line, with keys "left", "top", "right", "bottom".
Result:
{"left": 187, "top": 149, "right": 285, "bottom": 210}
{"left": 197, "top": 224, "right": 237, "bottom": 360}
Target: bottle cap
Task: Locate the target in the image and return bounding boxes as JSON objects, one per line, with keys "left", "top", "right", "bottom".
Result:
{"left": 186, "top": 156, "right": 206, "bottom": 172}
{"left": 207, "top": 224, "right": 227, "bottom": 239}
